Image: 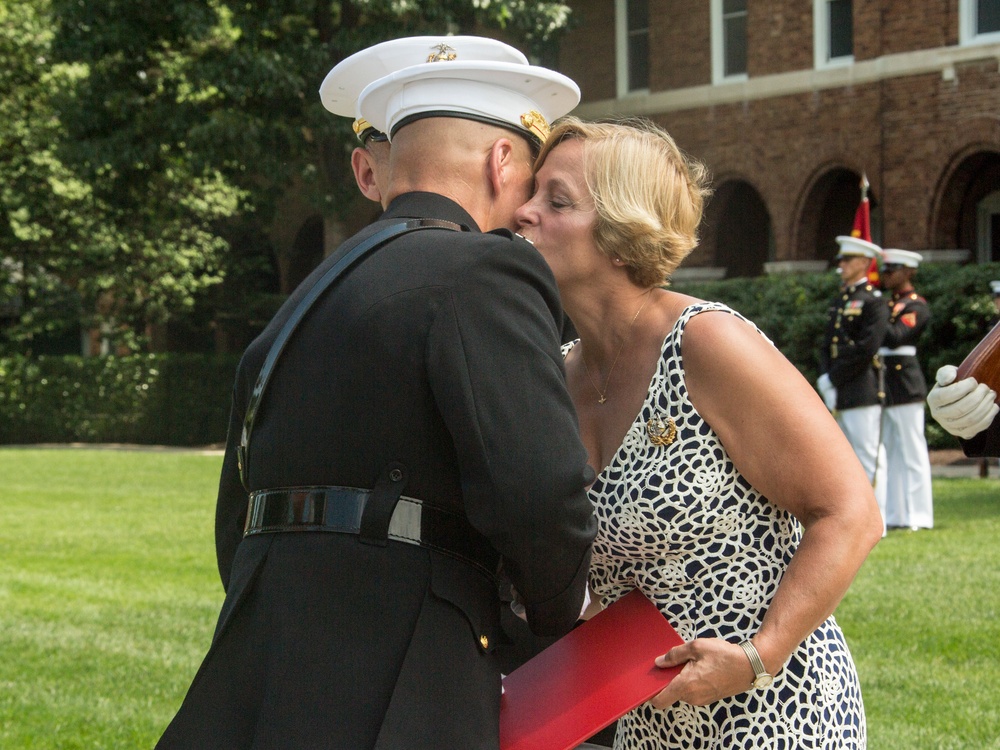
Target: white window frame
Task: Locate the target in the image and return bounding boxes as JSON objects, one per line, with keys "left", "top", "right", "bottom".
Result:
{"left": 712, "top": 0, "right": 749, "bottom": 84}
{"left": 814, "top": 0, "right": 854, "bottom": 69}
{"left": 615, "top": 0, "right": 650, "bottom": 97}
{"left": 960, "top": 0, "right": 1000, "bottom": 45}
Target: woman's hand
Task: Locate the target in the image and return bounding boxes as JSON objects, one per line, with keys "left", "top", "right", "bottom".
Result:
{"left": 648, "top": 638, "right": 756, "bottom": 708}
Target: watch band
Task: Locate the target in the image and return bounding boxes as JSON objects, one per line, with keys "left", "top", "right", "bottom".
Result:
{"left": 738, "top": 639, "right": 773, "bottom": 689}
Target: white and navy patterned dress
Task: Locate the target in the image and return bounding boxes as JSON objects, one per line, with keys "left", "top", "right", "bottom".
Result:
{"left": 568, "top": 303, "right": 866, "bottom": 750}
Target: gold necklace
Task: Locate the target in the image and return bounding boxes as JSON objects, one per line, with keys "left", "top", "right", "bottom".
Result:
{"left": 583, "top": 289, "right": 653, "bottom": 404}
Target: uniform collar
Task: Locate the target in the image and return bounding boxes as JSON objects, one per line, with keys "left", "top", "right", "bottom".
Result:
{"left": 381, "top": 191, "right": 480, "bottom": 233}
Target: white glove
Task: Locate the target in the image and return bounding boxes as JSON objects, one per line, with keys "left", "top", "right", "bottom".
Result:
{"left": 817, "top": 373, "right": 837, "bottom": 412}
{"left": 927, "top": 365, "right": 999, "bottom": 439}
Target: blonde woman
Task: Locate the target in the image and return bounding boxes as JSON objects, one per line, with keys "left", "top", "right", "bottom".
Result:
{"left": 514, "top": 117, "right": 883, "bottom": 749}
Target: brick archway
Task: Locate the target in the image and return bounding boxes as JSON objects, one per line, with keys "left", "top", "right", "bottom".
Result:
{"left": 931, "top": 148, "right": 1000, "bottom": 262}
{"left": 795, "top": 168, "right": 880, "bottom": 264}
{"left": 704, "top": 179, "right": 772, "bottom": 278}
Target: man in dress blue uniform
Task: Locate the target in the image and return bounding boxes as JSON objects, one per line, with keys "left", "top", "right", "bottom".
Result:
{"left": 927, "top": 279, "right": 1000, "bottom": 457}
{"left": 818, "top": 236, "right": 890, "bottom": 527}
{"left": 878, "top": 249, "right": 933, "bottom": 529}
{"left": 316, "top": 36, "right": 589, "bottom": 701}
{"left": 156, "top": 38, "right": 597, "bottom": 750}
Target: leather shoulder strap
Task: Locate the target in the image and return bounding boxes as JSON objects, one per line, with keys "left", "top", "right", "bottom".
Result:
{"left": 237, "top": 218, "right": 463, "bottom": 488}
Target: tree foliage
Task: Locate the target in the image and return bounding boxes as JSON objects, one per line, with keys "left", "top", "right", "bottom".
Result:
{"left": 1, "top": 0, "right": 574, "bottom": 353}
{"left": 0, "top": 0, "right": 94, "bottom": 352}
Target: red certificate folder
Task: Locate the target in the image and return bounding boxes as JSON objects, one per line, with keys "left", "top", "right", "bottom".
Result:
{"left": 500, "top": 588, "right": 684, "bottom": 750}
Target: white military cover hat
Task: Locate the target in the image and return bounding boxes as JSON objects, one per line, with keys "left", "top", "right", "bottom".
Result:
{"left": 881, "top": 248, "right": 923, "bottom": 267}
{"left": 991, "top": 280, "right": 1000, "bottom": 296}
{"left": 357, "top": 58, "right": 580, "bottom": 145}
{"left": 835, "top": 235, "right": 882, "bottom": 259}
{"left": 319, "top": 36, "right": 529, "bottom": 142}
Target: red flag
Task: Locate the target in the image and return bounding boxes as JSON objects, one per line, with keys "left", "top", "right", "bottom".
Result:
{"left": 850, "top": 174, "right": 879, "bottom": 285}
{"left": 850, "top": 194, "right": 870, "bottom": 242}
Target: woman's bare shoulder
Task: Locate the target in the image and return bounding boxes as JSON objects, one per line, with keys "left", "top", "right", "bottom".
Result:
{"left": 681, "top": 305, "right": 766, "bottom": 355}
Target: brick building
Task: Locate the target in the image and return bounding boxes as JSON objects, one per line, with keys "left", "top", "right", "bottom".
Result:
{"left": 557, "top": 0, "right": 1000, "bottom": 279}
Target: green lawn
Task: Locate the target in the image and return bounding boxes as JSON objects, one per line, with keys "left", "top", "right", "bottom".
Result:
{"left": 836, "top": 476, "right": 1000, "bottom": 749}
{"left": 1, "top": 448, "right": 998, "bottom": 748}
{"left": 0, "top": 448, "right": 223, "bottom": 749}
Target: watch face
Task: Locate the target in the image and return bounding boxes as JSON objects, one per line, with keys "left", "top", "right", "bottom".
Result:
{"left": 753, "top": 674, "right": 774, "bottom": 689}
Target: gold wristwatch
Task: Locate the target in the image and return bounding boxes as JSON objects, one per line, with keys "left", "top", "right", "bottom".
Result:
{"left": 738, "top": 639, "right": 774, "bottom": 689}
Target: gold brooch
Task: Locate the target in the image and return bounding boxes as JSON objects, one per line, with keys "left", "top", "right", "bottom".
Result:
{"left": 646, "top": 414, "right": 677, "bottom": 446}
{"left": 520, "top": 110, "right": 550, "bottom": 142}
{"left": 427, "top": 43, "right": 457, "bottom": 62}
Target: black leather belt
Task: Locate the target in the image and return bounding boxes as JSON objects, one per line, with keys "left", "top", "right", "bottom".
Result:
{"left": 244, "top": 487, "right": 498, "bottom": 578}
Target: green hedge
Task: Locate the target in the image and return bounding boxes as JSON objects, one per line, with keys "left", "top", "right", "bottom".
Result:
{"left": 671, "top": 262, "right": 1000, "bottom": 450}
{"left": 1, "top": 262, "right": 996, "bottom": 448}
{"left": 0, "top": 353, "right": 239, "bottom": 446}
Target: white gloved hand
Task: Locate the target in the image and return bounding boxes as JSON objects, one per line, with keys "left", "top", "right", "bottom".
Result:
{"left": 817, "top": 373, "right": 837, "bottom": 412}
{"left": 926, "top": 365, "right": 999, "bottom": 439}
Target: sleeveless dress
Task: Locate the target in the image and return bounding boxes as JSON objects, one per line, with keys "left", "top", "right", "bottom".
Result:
{"left": 567, "top": 303, "right": 867, "bottom": 750}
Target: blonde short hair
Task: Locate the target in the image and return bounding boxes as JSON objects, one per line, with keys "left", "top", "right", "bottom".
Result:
{"left": 535, "top": 116, "right": 711, "bottom": 287}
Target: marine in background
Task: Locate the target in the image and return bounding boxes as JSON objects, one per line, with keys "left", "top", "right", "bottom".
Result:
{"left": 879, "top": 249, "right": 933, "bottom": 529}
{"left": 817, "top": 236, "right": 889, "bottom": 526}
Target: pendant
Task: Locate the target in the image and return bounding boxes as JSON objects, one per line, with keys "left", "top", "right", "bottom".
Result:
{"left": 598, "top": 395, "right": 607, "bottom": 404}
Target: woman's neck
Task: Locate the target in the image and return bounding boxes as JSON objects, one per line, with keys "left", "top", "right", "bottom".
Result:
{"left": 566, "top": 285, "right": 654, "bottom": 365}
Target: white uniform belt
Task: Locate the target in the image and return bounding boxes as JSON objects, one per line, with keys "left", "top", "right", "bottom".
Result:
{"left": 878, "top": 346, "right": 917, "bottom": 357}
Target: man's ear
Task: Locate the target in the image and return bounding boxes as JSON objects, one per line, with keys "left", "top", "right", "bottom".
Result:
{"left": 351, "top": 147, "right": 383, "bottom": 204}
{"left": 486, "top": 137, "right": 516, "bottom": 198}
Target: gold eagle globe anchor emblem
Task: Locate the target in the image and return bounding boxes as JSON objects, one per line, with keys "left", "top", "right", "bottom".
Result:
{"left": 427, "top": 43, "right": 458, "bottom": 62}
{"left": 646, "top": 413, "right": 677, "bottom": 446}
